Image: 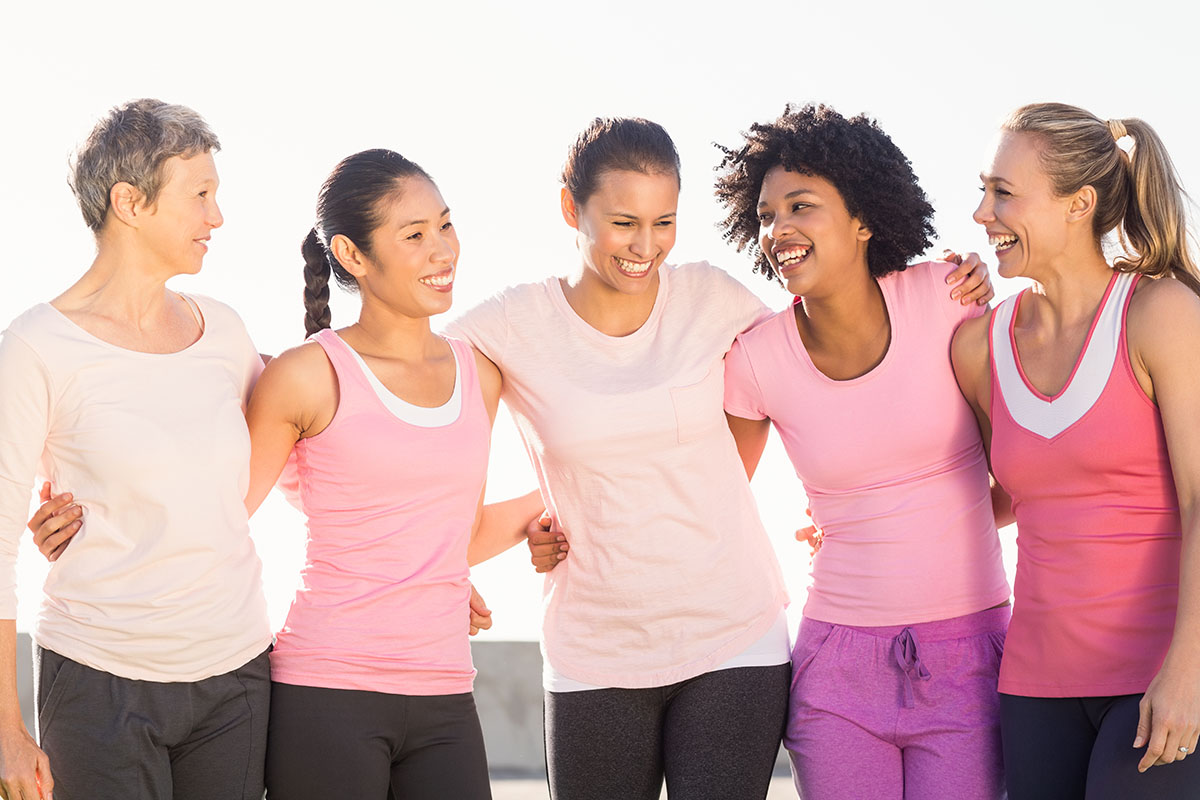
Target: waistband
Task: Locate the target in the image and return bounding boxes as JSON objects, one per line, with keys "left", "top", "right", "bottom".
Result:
{"left": 803, "top": 604, "right": 1011, "bottom": 643}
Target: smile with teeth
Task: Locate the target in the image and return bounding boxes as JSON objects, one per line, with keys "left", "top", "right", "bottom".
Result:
{"left": 989, "top": 233, "right": 1019, "bottom": 252}
{"left": 419, "top": 270, "right": 454, "bottom": 288}
{"left": 774, "top": 245, "right": 811, "bottom": 268}
{"left": 614, "top": 256, "right": 654, "bottom": 276}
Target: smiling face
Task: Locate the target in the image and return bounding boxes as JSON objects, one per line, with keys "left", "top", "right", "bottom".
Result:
{"left": 757, "top": 166, "right": 871, "bottom": 297}
{"left": 975, "top": 130, "right": 1075, "bottom": 279}
{"left": 138, "top": 151, "right": 223, "bottom": 275}
{"left": 357, "top": 176, "right": 460, "bottom": 319}
{"left": 564, "top": 169, "right": 678, "bottom": 297}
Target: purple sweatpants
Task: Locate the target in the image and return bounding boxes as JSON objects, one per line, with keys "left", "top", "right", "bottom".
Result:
{"left": 786, "top": 606, "right": 1010, "bottom": 800}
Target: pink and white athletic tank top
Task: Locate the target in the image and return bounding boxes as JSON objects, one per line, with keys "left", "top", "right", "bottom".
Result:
{"left": 270, "top": 330, "right": 491, "bottom": 696}
{"left": 990, "top": 271, "right": 1181, "bottom": 697}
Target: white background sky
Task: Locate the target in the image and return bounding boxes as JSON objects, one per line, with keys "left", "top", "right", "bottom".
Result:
{"left": 3, "top": 0, "right": 1198, "bottom": 638}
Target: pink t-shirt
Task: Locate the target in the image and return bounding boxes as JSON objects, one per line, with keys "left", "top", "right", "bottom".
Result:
{"left": 724, "top": 261, "right": 1010, "bottom": 627}
{"left": 990, "top": 271, "right": 1180, "bottom": 697}
{"left": 449, "top": 262, "right": 787, "bottom": 689}
{"left": 270, "top": 331, "right": 490, "bottom": 696}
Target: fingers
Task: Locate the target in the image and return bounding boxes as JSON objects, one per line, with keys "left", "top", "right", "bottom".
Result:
{"left": 37, "top": 751, "right": 54, "bottom": 800}
{"left": 527, "top": 511, "right": 568, "bottom": 573}
{"left": 31, "top": 501, "right": 83, "bottom": 562}
{"left": 38, "top": 482, "right": 51, "bottom": 504}
{"left": 468, "top": 584, "right": 492, "bottom": 637}
{"left": 1138, "top": 703, "right": 1169, "bottom": 772}
{"left": 26, "top": 492, "right": 74, "bottom": 535}
{"left": 941, "top": 248, "right": 964, "bottom": 266}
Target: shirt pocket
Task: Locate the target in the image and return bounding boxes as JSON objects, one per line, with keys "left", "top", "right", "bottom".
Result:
{"left": 669, "top": 366, "right": 723, "bottom": 444}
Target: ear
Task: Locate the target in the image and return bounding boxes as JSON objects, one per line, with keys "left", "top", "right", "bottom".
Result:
{"left": 1067, "top": 185, "right": 1098, "bottom": 223}
{"left": 855, "top": 220, "right": 873, "bottom": 243}
{"left": 330, "top": 234, "right": 368, "bottom": 279}
{"left": 108, "top": 182, "right": 142, "bottom": 228}
{"left": 560, "top": 187, "right": 580, "bottom": 230}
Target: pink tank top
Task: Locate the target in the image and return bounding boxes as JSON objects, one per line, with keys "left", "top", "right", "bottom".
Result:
{"left": 270, "top": 330, "right": 491, "bottom": 696}
{"left": 990, "top": 271, "right": 1181, "bottom": 697}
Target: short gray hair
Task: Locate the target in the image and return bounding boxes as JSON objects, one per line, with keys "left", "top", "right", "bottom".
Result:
{"left": 69, "top": 99, "right": 221, "bottom": 232}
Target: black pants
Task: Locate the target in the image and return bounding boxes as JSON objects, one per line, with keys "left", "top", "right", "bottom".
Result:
{"left": 264, "top": 682, "right": 491, "bottom": 800}
{"left": 544, "top": 663, "right": 790, "bottom": 800}
{"left": 35, "top": 646, "right": 271, "bottom": 800}
{"left": 1001, "top": 692, "right": 1200, "bottom": 799}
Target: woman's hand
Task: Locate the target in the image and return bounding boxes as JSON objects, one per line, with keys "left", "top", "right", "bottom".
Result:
{"left": 527, "top": 511, "right": 568, "bottom": 573}
{"left": 795, "top": 507, "right": 823, "bottom": 557}
{"left": 1135, "top": 659, "right": 1200, "bottom": 771}
{"left": 942, "top": 249, "right": 994, "bottom": 306}
{"left": 26, "top": 483, "right": 81, "bottom": 563}
{"left": 468, "top": 584, "right": 492, "bottom": 636}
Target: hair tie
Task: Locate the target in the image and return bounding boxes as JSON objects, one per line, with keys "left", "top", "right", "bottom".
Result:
{"left": 1107, "top": 119, "right": 1128, "bottom": 141}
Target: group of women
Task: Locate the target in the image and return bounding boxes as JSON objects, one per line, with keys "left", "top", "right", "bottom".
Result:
{"left": 0, "top": 95, "right": 1194, "bottom": 800}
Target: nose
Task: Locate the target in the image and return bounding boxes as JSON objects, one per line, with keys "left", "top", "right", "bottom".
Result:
{"left": 208, "top": 198, "right": 224, "bottom": 229}
{"left": 629, "top": 225, "right": 654, "bottom": 259}
{"left": 973, "top": 192, "right": 992, "bottom": 226}
{"left": 432, "top": 230, "right": 457, "bottom": 266}
{"left": 769, "top": 213, "right": 795, "bottom": 242}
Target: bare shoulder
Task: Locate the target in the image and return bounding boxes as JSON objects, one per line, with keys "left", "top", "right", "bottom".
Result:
{"left": 1128, "top": 275, "right": 1200, "bottom": 352}
{"left": 254, "top": 341, "right": 337, "bottom": 405}
{"left": 951, "top": 312, "right": 992, "bottom": 366}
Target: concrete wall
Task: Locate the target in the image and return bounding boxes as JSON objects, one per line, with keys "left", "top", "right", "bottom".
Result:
{"left": 14, "top": 635, "right": 785, "bottom": 777}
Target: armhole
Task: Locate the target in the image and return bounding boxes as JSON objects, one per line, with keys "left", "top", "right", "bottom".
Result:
{"left": 298, "top": 333, "right": 344, "bottom": 441}
{"left": 1119, "top": 273, "right": 1157, "bottom": 408}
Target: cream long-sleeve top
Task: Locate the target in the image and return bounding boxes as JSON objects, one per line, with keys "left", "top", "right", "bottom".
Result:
{"left": 0, "top": 296, "right": 271, "bottom": 682}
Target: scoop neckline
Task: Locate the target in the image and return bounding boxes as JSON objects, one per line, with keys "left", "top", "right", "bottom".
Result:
{"left": 547, "top": 264, "right": 669, "bottom": 345}
{"left": 41, "top": 293, "right": 209, "bottom": 357}
{"left": 785, "top": 277, "right": 897, "bottom": 386}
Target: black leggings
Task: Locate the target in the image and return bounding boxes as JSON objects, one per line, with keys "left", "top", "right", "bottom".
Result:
{"left": 264, "top": 682, "right": 491, "bottom": 800}
{"left": 544, "top": 663, "right": 790, "bottom": 800}
{"left": 1000, "top": 693, "right": 1200, "bottom": 799}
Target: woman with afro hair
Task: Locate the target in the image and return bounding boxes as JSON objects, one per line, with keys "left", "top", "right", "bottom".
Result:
{"left": 718, "top": 104, "right": 1012, "bottom": 800}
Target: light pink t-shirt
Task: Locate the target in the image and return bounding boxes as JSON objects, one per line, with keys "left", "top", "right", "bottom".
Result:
{"left": 449, "top": 262, "right": 787, "bottom": 689}
{"left": 0, "top": 297, "right": 271, "bottom": 682}
{"left": 724, "top": 261, "right": 1010, "bottom": 627}
{"left": 270, "top": 331, "right": 490, "bottom": 696}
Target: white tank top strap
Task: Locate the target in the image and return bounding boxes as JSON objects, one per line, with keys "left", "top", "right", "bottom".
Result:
{"left": 992, "top": 270, "right": 1135, "bottom": 439}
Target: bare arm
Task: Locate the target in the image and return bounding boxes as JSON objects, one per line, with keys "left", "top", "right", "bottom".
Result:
{"left": 244, "top": 343, "right": 338, "bottom": 517}
{"left": 1127, "top": 279, "right": 1200, "bottom": 770}
{"left": 467, "top": 489, "right": 547, "bottom": 567}
{"left": 0, "top": 621, "right": 52, "bottom": 799}
{"left": 726, "top": 413, "right": 771, "bottom": 481}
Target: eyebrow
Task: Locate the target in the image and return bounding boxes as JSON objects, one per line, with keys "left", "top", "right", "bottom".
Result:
{"left": 758, "top": 189, "right": 816, "bottom": 208}
{"left": 979, "top": 174, "right": 1012, "bottom": 186}
{"left": 606, "top": 212, "right": 677, "bottom": 220}
{"left": 398, "top": 207, "right": 452, "bottom": 228}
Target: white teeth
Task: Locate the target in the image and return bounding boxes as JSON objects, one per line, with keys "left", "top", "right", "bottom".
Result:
{"left": 775, "top": 246, "right": 810, "bottom": 266}
{"left": 420, "top": 272, "right": 453, "bottom": 287}
{"left": 989, "top": 234, "right": 1019, "bottom": 251}
{"left": 615, "top": 257, "right": 653, "bottom": 275}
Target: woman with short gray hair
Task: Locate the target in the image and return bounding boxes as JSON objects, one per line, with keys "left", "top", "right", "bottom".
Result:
{"left": 0, "top": 98, "right": 272, "bottom": 800}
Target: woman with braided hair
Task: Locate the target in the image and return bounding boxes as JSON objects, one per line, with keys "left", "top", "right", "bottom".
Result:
{"left": 953, "top": 103, "right": 1200, "bottom": 799}
{"left": 243, "top": 148, "right": 548, "bottom": 799}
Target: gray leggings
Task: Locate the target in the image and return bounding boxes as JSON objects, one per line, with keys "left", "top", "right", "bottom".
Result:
{"left": 544, "top": 663, "right": 790, "bottom": 800}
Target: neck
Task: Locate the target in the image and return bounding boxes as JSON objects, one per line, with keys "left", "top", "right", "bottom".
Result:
{"left": 59, "top": 237, "right": 177, "bottom": 322}
{"left": 797, "top": 268, "right": 887, "bottom": 349}
{"left": 344, "top": 299, "right": 440, "bottom": 361}
{"left": 561, "top": 265, "right": 660, "bottom": 337}
{"left": 1024, "top": 243, "right": 1114, "bottom": 326}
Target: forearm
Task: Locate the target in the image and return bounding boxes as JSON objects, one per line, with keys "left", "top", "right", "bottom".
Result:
{"left": 468, "top": 489, "right": 544, "bottom": 566}
{"left": 1164, "top": 513, "right": 1200, "bottom": 667}
{"left": 0, "top": 621, "right": 24, "bottom": 732}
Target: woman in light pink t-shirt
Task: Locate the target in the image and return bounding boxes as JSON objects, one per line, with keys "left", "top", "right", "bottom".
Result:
{"left": 448, "top": 117, "right": 994, "bottom": 800}
{"left": 717, "top": 105, "right": 1011, "bottom": 800}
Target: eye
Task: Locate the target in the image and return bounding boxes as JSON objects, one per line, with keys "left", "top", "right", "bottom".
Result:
{"left": 655, "top": 219, "right": 674, "bottom": 227}
{"left": 996, "top": 188, "right": 1012, "bottom": 197}
{"left": 199, "top": 191, "right": 209, "bottom": 198}
{"left": 613, "top": 221, "right": 635, "bottom": 228}
{"left": 441, "top": 220, "right": 454, "bottom": 231}
{"left": 791, "top": 202, "right": 809, "bottom": 212}
{"left": 757, "top": 213, "right": 772, "bottom": 226}
{"left": 407, "top": 232, "right": 423, "bottom": 241}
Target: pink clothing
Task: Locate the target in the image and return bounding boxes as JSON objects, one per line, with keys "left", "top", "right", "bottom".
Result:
{"left": 449, "top": 262, "right": 787, "bottom": 689}
{"left": 990, "top": 271, "right": 1181, "bottom": 697}
{"left": 270, "top": 331, "right": 490, "bottom": 696}
{"left": 724, "top": 261, "right": 1010, "bottom": 626}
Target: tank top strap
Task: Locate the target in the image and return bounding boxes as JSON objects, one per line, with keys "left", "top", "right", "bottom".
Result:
{"left": 308, "top": 328, "right": 374, "bottom": 415}
{"left": 444, "top": 336, "right": 486, "bottom": 422}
